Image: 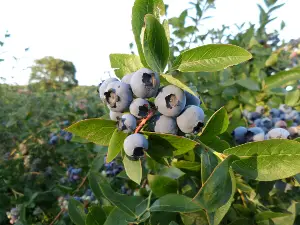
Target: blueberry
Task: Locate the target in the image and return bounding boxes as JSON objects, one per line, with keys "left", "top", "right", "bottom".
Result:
{"left": 265, "top": 128, "right": 290, "bottom": 139}
{"left": 64, "top": 132, "right": 72, "bottom": 142}
{"left": 63, "top": 120, "right": 70, "bottom": 126}
{"left": 279, "top": 104, "right": 292, "bottom": 114}
{"left": 247, "top": 112, "right": 262, "bottom": 122}
{"left": 231, "top": 126, "right": 247, "bottom": 145}
{"left": 104, "top": 81, "right": 133, "bottom": 112}
{"left": 149, "top": 114, "right": 178, "bottom": 134}
{"left": 270, "top": 108, "right": 281, "bottom": 118}
{"left": 256, "top": 106, "right": 265, "bottom": 114}
{"left": 110, "top": 111, "right": 123, "bottom": 121}
{"left": 60, "top": 130, "right": 67, "bottom": 136}
{"left": 98, "top": 78, "right": 119, "bottom": 101}
{"left": 260, "top": 118, "right": 272, "bottom": 129}
{"left": 288, "top": 126, "right": 299, "bottom": 138}
{"left": 130, "top": 68, "right": 160, "bottom": 98}
{"left": 123, "top": 133, "right": 148, "bottom": 160}
{"left": 254, "top": 119, "right": 261, "bottom": 127}
{"left": 155, "top": 85, "right": 186, "bottom": 117}
{"left": 185, "top": 91, "right": 201, "bottom": 106}
{"left": 49, "top": 136, "right": 58, "bottom": 145}
{"left": 285, "top": 110, "right": 298, "bottom": 120}
{"left": 121, "top": 73, "right": 133, "bottom": 85}
{"left": 117, "top": 114, "right": 137, "bottom": 133}
{"left": 129, "top": 98, "right": 151, "bottom": 119}
{"left": 245, "top": 127, "right": 265, "bottom": 142}
{"left": 274, "top": 120, "right": 287, "bottom": 129}
{"left": 176, "top": 105, "right": 205, "bottom": 134}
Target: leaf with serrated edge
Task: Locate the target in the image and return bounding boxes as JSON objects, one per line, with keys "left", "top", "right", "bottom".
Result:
{"left": 123, "top": 156, "right": 142, "bottom": 184}
{"left": 65, "top": 119, "right": 116, "bottom": 146}
{"left": 171, "top": 44, "right": 252, "bottom": 72}
{"left": 107, "top": 129, "right": 128, "bottom": 163}
{"left": 224, "top": 139, "right": 300, "bottom": 181}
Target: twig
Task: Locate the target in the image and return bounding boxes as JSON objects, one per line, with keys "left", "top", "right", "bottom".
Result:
{"left": 75, "top": 175, "right": 88, "bottom": 193}
{"left": 134, "top": 110, "right": 155, "bottom": 134}
{"left": 237, "top": 188, "right": 247, "bottom": 207}
{"left": 49, "top": 209, "right": 65, "bottom": 225}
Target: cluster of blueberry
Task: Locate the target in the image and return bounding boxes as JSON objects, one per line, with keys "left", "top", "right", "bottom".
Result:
{"left": 48, "top": 126, "right": 73, "bottom": 145}
{"left": 232, "top": 104, "right": 300, "bottom": 145}
{"left": 6, "top": 207, "right": 20, "bottom": 224}
{"left": 102, "top": 156, "right": 124, "bottom": 177}
{"left": 58, "top": 196, "right": 69, "bottom": 211}
{"left": 98, "top": 68, "right": 205, "bottom": 159}
{"left": 73, "top": 189, "right": 98, "bottom": 205}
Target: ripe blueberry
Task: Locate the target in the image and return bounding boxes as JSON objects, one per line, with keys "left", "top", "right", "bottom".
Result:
{"left": 98, "top": 78, "right": 119, "bottom": 101}
{"left": 117, "top": 114, "right": 137, "bottom": 133}
{"left": 129, "top": 98, "right": 151, "bottom": 119}
{"left": 260, "top": 117, "right": 273, "bottom": 129}
{"left": 279, "top": 104, "right": 292, "bottom": 114}
{"left": 104, "top": 81, "right": 133, "bottom": 112}
{"left": 231, "top": 126, "right": 247, "bottom": 145}
{"left": 247, "top": 112, "right": 262, "bottom": 122}
{"left": 109, "top": 111, "right": 122, "bottom": 121}
{"left": 155, "top": 85, "right": 186, "bottom": 117}
{"left": 149, "top": 114, "right": 178, "bottom": 134}
{"left": 130, "top": 68, "right": 160, "bottom": 98}
{"left": 121, "top": 73, "right": 133, "bottom": 85}
{"left": 274, "top": 120, "right": 287, "bottom": 129}
{"left": 245, "top": 127, "right": 265, "bottom": 142}
{"left": 185, "top": 91, "right": 201, "bottom": 106}
{"left": 270, "top": 108, "right": 281, "bottom": 118}
{"left": 288, "top": 126, "right": 299, "bottom": 138}
{"left": 265, "top": 128, "right": 290, "bottom": 140}
{"left": 176, "top": 105, "right": 205, "bottom": 134}
{"left": 123, "top": 133, "right": 148, "bottom": 160}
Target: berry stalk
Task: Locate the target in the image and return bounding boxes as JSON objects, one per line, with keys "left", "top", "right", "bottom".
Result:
{"left": 134, "top": 110, "right": 155, "bottom": 133}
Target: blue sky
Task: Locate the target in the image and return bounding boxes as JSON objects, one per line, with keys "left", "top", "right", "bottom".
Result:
{"left": 0, "top": 0, "right": 298, "bottom": 86}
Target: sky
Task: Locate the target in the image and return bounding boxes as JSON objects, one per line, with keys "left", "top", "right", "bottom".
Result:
{"left": 0, "top": 0, "right": 299, "bottom": 86}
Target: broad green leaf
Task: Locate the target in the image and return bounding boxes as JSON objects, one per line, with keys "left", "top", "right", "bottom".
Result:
{"left": 88, "top": 172, "right": 144, "bottom": 217}
{"left": 148, "top": 174, "right": 177, "bottom": 197}
{"left": 200, "top": 107, "right": 229, "bottom": 138}
{"left": 161, "top": 74, "right": 198, "bottom": 96}
{"left": 150, "top": 212, "right": 178, "bottom": 225}
{"left": 85, "top": 206, "right": 106, "bottom": 225}
{"left": 272, "top": 201, "right": 300, "bottom": 225}
{"left": 169, "top": 222, "right": 179, "bottom": 225}
{"left": 143, "top": 14, "right": 169, "bottom": 72}
{"left": 163, "top": 19, "right": 170, "bottom": 42}
{"left": 68, "top": 199, "right": 86, "bottom": 225}
{"left": 193, "top": 155, "right": 238, "bottom": 212}
{"left": 207, "top": 170, "right": 236, "bottom": 225}
{"left": 65, "top": 119, "right": 116, "bottom": 146}
{"left": 107, "top": 129, "right": 128, "bottom": 163}
{"left": 265, "top": 52, "right": 278, "bottom": 67}
{"left": 142, "top": 131, "right": 199, "bottom": 157}
{"left": 159, "top": 167, "right": 185, "bottom": 179}
{"left": 236, "top": 78, "right": 260, "bottom": 91}
{"left": 264, "top": 68, "right": 300, "bottom": 90}
{"left": 131, "top": 0, "right": 154, "bottom": 67}
{"left": 201, "top": 150, "right": 218, "bottom": 185}
{"left": 171, "top": 44, "right": 252, "bottom": 72}
{"left": 104, "top": 207, "right": 135, "bottom": 225}
{"left": 224, "top": 139, "right": 300, "bottom": 181}
{"left": 150, "top": 194, "right": 202, "bottom": 212}
{"left": 255, "top": 211, "right": 290, "bottom": 221}
{"left": 109, "top": 54, "right": 143, "bottom": 78}
{"left": 123, "top": 156, "right": 142, "bottom": 184}
{"left": 90, "top": 153, "right": 105, "bottom": 173}
{"left": 228, "top": 219, "right": 252, "bottom": 225}
{"left": 199, "top": 136, "right": 230, "bottom": 153}
{"left": 181, "top": 211, "right": 209, "bottom": 225}
{"left": 285, "top": 90, "right": 300, "bottom": 107}
{"left": 171, "top": 160, "right": 201, "bottom": 172}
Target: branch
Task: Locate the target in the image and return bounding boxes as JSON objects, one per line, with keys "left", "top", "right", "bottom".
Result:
{"left": 134, "top": 110, "right": 155, "bottom": 134}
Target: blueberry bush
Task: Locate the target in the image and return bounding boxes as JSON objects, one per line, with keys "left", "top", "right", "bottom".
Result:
{"left": 2, "top": 0, "right": 300, "bottom": 224}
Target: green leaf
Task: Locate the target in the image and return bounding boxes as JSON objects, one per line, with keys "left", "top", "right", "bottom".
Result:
{"left": 199, "top": 136, "right": 230, "bottom": 153}
{"left": 255, "top": 211, "right": 290, "bottom": 221}
{"left": 171, "top": 160, "right": 201, "bottom": 172}
{"left": 224, "top": 139, "right": 300, "bottom": 181}
{"left": 265, "top": 52, "right": 278, "bottom": 67}
{"left": 143, "top": 14, "right": 169, "bottom": 72}
{"left": 236, "top": 78, "right": 260, "bottom": 91}
{"left": 109, "top": 54, "right": 143, "bottom": 78}
{"left": 148, "top": 174, "right": 177, "bottom": 197}
{"left": 85, "top": 206, "right": 106, "bottom": 225}
{"left": 285, "top": 90, "right": 300, "bottom": 107}
{"left": 272, "top": 201, "right": 300, "bottom": 225}
{"left": 200, "top": 107, "right": 229, "bottom": 138}
{"left": 201, "top": 150, "right": 218, "bottom": 185}
{"left": 171, "top": 44, "right": 252, "bottom": 72}
{"left": 150, "top": 194, "right": 202, "bottom": 213}
{"left": 265, "top": 68, "right": 300, "bottom": 90}
{"left": 181, "top": 211, "right": 209, "bottom": 225}
{"left": 161, "top": 74, "right": 198, "bottom": 96}
{"left": 159, "top": 167, "right": 185, "bottom": 179}
{"left": 88, "top": 172, "right": 144, "bottom": 217}
{"left": 150, "top": 212, "right": 178, "bottom": 225}
{"left": 142, "top": 131, "right": 199, "bottom": 157}
{"left": 65, "top": 119, "right": 116, "bottom": 146}
{"left": 68, "top": 199, "right": 86, "bottom": 225}
{"left": 89, "top": 153, "right": 105, "bottom": 173}
{"left": 104, "top": 207, "right": 135, "bottom": 225}
{"left": 207, "top": 170, "right": 236, "bottom": 225}
{"left": 107, "top": 129, "right": 128, "bottom": 163}
{"left": 193, "top": 155, "right": 238, "bottom": 212}
{"left": 123, "top": 156, "right": 142, "bottom": 184}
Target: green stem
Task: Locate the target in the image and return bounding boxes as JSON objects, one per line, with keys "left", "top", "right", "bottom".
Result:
{"left": 147, "top": 191, "right": 153, "bottom": 209}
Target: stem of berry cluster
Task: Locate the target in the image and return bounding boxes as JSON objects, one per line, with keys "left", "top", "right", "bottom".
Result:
{"left": 134, "top": 110, "right": 155, "bottom": 134}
